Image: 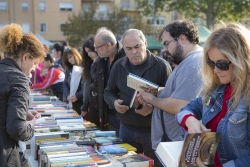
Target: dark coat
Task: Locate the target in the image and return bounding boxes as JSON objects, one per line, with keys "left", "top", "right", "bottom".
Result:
{"left": 104, "top": 51, "right": 172, "bottom": 128}
{"left": 96, "top": 42, "right": 126, "bottom": 129}
{"left": 0, "top": 58, "right": 34, "bottom": 167}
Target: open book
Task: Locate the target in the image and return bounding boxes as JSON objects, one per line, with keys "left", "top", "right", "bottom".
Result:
{"left": 155, "top": 132, "right": 221, "bottom": 167}
{"left": 127, "top": 73, "right": 159, "bottom": 109}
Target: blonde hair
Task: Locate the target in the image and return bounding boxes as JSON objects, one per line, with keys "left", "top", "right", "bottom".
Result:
{"left": 0, "top": 23, "right": 46, "bottom": 61}
{"left": 202, "top": 22, "right": 250, "bottom": 109}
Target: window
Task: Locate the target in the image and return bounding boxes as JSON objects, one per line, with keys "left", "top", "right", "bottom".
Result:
{"left": 21, "top": 2, "right": 29, "bottom": 11}
{"left": 0, "top": 1, "right": 7, "bottom": 11}
{"left": 40, "top": 23, "right": 47, "bottom": 32}
{"left": 83, "top": 4, "right": 90, "bottom": 12}
{"left": 120, "top": 0, "right": 130, "bottom": 8}
{"left": 59, "top": 2, "right": 73, "bottom": 11}
{"left": 22, "top": 23, "right": 30, "bottom": 33}
{"left": 60, "top": 23, "right": 66, "bottom": 33}
{"left": 147, "top": 16, "right": 165, "bottom": 26}
{"left": 99, "top": 4, "right": 108, "bottom": 19}
{"left": 39, "top": 1, "right": 46, "bottom": 11}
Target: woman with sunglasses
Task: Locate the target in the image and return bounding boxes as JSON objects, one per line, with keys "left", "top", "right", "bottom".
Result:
{"left": 62, "top": 47, "right": 85, "bottom": 116}
{"left": 81, "top": 36, "right": 100, "bottom": 127}
{"left": 176, "top": 22, "right": 250, "bottom": 167}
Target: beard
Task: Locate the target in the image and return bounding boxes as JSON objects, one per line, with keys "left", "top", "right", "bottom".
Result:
{"left": 165, "top": 42, "right": 183, "bottom": 65}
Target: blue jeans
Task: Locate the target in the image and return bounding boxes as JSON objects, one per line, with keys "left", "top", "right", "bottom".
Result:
{"left": 119, "top": 123, "right": 157, "bottom": 163}
{"left": 107, "top": 114, "right": 120, "bottom": 136}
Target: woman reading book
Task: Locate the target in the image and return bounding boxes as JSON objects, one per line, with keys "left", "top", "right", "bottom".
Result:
{"left": 176, "top": 22, "right": 250, "bottom": 167}
{"left": 0, "top": 23, "right": 46, "bottom": 166}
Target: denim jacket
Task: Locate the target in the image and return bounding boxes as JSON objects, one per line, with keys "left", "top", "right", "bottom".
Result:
{"left": 176, "top": 84, "right": 250, "bottom": 167}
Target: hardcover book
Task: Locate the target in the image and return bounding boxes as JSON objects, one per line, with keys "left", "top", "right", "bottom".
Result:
{"left": 127, "top": 73, "right": 159, "bottom": 109}
{"left": 155, "top": 132, "right": 221, "bottom": 167}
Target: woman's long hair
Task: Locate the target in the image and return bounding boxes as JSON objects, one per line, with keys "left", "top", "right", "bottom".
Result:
{"left": 202, "top": 22, "right": 250, "bottom": 109}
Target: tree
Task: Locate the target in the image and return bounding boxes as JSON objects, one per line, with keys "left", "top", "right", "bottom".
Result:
{"left": 61, "top": 5, "right": 151, "bottom": 47}
{"left": 135, "top": 0, "right": 250, "bottom": 28}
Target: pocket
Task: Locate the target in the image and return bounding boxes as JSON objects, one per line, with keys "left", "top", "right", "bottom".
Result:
{"left": 89, "top": 84, "right": 99, "bottom": 110}
{"left": 228, "top": 111, "right": 247, "bottom": 139}
{"left": 6, "top": 148, "right": 18, "bottom": 167}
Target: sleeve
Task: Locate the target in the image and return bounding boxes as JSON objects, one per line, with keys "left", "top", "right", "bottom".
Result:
{"left": 75, "top": 80, "right": 83, "bottom": 99}
{"left": 82, "top": 77, "right": 91, "bottom": 111}
{"left": 159, "top": 60, "right": 172, "bottom": 87}
{"left": 6, "top": 76, "right": 34, "bottom": 141}
{"left": 176, "top": 97, "right": 203, "bottom": 125}
{"left": 63, "top": 70, "right": 70, "bottom": 99}
{"left": 103, "top": 63, "right": 120, "bottom": 109}
{"left": 171, "top": 66, "right": 203, "bottom": 100}
{"left": 31, "top": 68, "right": 58, "bottom": 90}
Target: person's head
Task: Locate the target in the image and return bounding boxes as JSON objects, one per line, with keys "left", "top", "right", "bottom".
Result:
{"left": 43, "top": 53, "right": 54, "bottom": 69}
{"left": 159, "top": 19, "right": 199, "bottom": 64}
{"left": 94, "top": 27, "right": 117, "bottom": 58}
{"left": 53, "top": 43, "right": 63, "bottom": 59}
{"left": 0, "top": 23, "right": 46, "bottom": 76}
{"left": 121, "top": 29, "right": 147, "bottom": 65}
{"left": 43, "top": 44, "right": 50, "bottom": 53}
{"left": 82, "top": 36, "right": 98, "bottom": 80}
{"left": 202, "top": 22, "right": 250, "bottom": 108}
{"left": 62, "top": 47, "right": 82, "bottom": 71}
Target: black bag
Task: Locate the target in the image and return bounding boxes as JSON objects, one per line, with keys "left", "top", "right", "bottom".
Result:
{"left": 89, "top": 83, "right": 99, "bottom": 110}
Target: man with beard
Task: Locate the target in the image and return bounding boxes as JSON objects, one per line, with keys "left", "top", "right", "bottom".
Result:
{"left": 138, "top": 19, "right": 203, "bottom": 167}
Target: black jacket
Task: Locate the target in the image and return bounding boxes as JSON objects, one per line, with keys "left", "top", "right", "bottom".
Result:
{"left": 96, "top": 42, "right": 126, "bottom": 129}
{"left": 104, "top": 51, "right": 172, "bottom": 128}
{"left": 0, "top": 58, "right": 34, "bottom": 167}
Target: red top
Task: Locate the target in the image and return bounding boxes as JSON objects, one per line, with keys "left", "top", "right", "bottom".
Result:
{"left": 182, "top": 84, "right": 233, "bottom": 167}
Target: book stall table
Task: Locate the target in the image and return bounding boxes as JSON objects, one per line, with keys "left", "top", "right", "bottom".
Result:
{"left": 21, "top": 92, "right": 154, "bottom": 167}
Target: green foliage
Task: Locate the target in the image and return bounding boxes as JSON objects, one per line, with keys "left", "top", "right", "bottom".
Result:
{"left": 135, "top": 0, "right": 250, "bottom": 28}
{"left": 61, "top": 5, "right": 151, "bottom": 47}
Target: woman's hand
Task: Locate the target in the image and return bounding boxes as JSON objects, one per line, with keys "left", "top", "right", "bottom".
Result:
{"left": 186, "top": 116, "right": 211, "bottom": 133}
{"left": 81, "top": 111, "right": 88, "bottom": 117}
{"left": 26, "top": 110, "right": 40, "bottom": 121}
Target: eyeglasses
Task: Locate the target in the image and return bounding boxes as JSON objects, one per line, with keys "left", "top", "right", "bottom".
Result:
{"left": 207, "top": 59, "right": 231, "bottom": 71}
{"left": 94, "top": 43, "right": 107, "bottom": 49}
{"left": 163, "top": 38, "right": 177, "bottom": 49}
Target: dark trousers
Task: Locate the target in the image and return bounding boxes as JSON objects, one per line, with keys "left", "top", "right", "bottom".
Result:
{"left": 107, "top": 114, "right": 120, "bottom": 136}
{"left": 119, "top": 123, "right": 158, "bottom": 164}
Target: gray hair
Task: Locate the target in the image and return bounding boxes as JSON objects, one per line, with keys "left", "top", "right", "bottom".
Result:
{"left": 120, "top": 29, "right": 146, "bottom": 44}
{"left": 96, "top": 27, "right": 116, "bottom": 45}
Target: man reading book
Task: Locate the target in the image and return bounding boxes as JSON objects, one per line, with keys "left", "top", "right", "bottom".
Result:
{"left": 104, "top": 29, "right": 172, "bottom": 163}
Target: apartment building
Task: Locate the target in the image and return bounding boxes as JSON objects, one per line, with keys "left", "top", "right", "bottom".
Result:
{"left": 0, "top": 0, "right": 81, "bottom": 42}
{"left": 0, "top": 0, "right": 174, "bottom": 42}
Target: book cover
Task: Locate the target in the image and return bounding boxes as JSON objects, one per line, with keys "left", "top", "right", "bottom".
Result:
{"left": 155, "top": 132, "right": 221, "bottom": 167}
{"left": 94, "top": 136, "right": 123, "bottom": 146}
{"left": 98, "top": 144, "right": 127, "bottom": 154}
{"left": 112, "top": 153, "right": 154, "bottom": 167}
{"left": 117, "top": 143, "right": 137, "bottom": 152}
{"left": 127, "top": 73, "right": 159, "bottom": 109}
{"left": 127, "top": 73, "right": 159, "bottom": 96}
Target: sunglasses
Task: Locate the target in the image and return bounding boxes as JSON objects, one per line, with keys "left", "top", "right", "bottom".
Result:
{"left": 207, "top": 59, "right": 231, "bottom": 71}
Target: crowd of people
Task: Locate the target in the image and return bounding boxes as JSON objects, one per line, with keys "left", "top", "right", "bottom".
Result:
{"left": 0, "top": 19, "right": 250, "bottom": 167}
